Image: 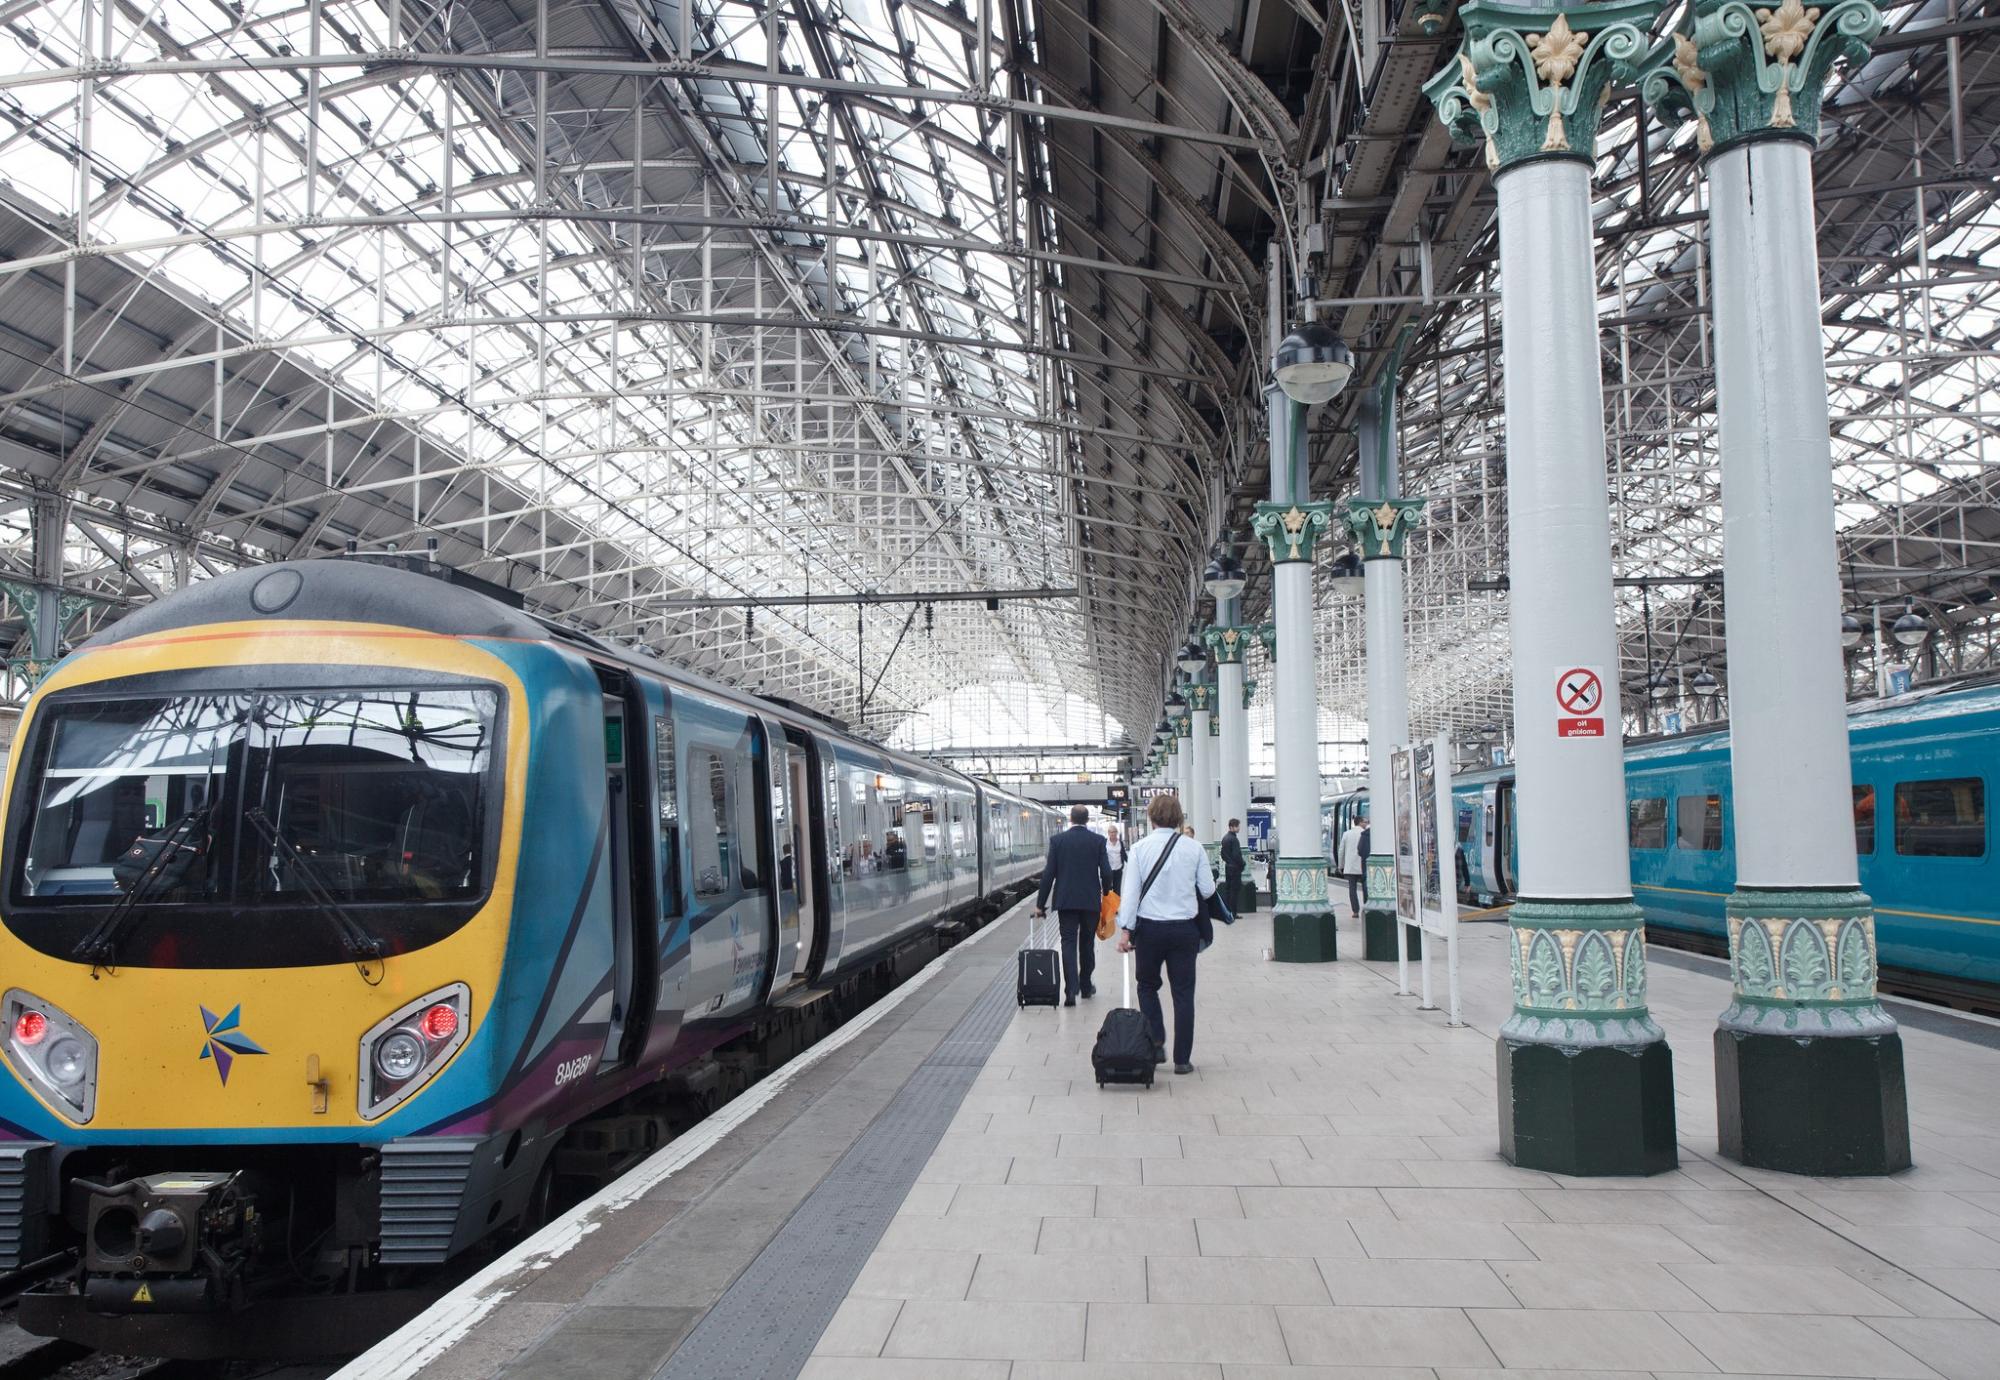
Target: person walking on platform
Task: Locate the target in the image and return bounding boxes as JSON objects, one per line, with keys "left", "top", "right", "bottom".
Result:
{"left": 1220, "top": 817, "right": 1246, "bottom": 913}
{"left": 1338, "top": 814, "right": 1366, "bottom": 920}
{"left": 1116, "top": 793, "right": 1217, "bottom": 1074}
{"left": 1104, "top": 823, "right": 1125, "bottom": 895}
{"left": 1036, "top": 805, "right": 1112, "bottom": 1006}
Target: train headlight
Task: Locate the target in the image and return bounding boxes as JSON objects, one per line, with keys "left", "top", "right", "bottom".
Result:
{"left": 3, "top": 989, "right": 97, "bottom": 1123}
{"left": 358, "top": 983, "right": 470, "bottom": 1120}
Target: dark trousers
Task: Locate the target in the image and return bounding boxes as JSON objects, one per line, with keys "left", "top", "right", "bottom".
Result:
{"left": 1225, "top": 866, "right": 1244, "bottom": 909}
{"left": 1134, "top": 918, "right": 1200, "bottom": 1065}
{"left": 1057, "top": 909, "right": 1098, "bottom": 998}
{"left": 1347, "top": 876, "right": 1362, "bottom": 915}
{"left": 1107, "top": 866, "right": 1123, "bottom": 895}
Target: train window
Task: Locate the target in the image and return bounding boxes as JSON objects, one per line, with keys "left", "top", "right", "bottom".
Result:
{"left": 1675, "top": 795, "right": 1724, "bottom": 851}
{"left": 1895, "top": 778, "right": 1985, "bottom": 858}
{"left": 1853, "top": 785, "right": 1876, "bottom": 857}
{"left": 734, "top": 751, "right": 763, "bottom": 890}
{"left": 689, "top": 748, "right": 731, "bottom": 897}
{"left": 1628, "top": 798, "right": 1668, "bottom": 850}
{"left": 655, "top": 718, "right": 682, "bottom": 914}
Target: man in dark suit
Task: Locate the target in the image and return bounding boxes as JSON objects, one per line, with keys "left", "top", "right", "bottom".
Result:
{"left": 1035, "top": 805, "right": 1112, "bottom": 1006}
{"left": 1220, "top": 818, "right": 1246, "bottom": 913}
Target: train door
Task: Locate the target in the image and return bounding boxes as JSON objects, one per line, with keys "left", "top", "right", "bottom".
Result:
{"left": 770, "top": 730, "right": 822, "bottom": 992}
{"left": 597, "top": 675, "right": 656, "bottom": 1069}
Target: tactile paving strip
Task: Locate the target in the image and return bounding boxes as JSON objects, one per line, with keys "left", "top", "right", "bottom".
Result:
{"left": 652, "top": 957, "right": 1020, "bottom": 1379}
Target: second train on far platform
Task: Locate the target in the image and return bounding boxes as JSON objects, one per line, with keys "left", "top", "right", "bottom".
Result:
{"left": 1324, "top": 679, "right": 2000, "bottom": 1006}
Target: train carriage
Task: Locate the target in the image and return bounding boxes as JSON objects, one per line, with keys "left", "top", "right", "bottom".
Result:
{"left": 0, "top": 554, "right": 1055, "bottom": 1352}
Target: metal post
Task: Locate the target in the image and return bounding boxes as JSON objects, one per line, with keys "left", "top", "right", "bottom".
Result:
{"left": 1429, "top": 2, "right": 1677, "bottom": 1176}
{"left": 1672, "top": 19, "right": 1907, "bottom": 1170}
{"left": 1211, "top": 591, "right": 1254, "bottom": 910}
{"left": 1254, "top": 381, "right": 1339, "bottom": 962}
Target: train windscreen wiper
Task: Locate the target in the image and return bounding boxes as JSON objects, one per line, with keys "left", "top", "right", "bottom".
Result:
{"left": 242, "top": 808, "right": 387, "bottom": 984}
{"left": 72, "top": 806, "right": 212, "bottom": 973}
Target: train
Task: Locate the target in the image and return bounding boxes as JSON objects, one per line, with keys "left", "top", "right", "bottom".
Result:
{"left": 1325, "top": 679, "right": 2000, "bottom": 1006}
{"left": 0, "top": 553, "right": 1057, "bottom": 1355}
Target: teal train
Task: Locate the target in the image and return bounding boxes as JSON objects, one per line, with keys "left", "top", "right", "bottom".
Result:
{"left": 1329, "top": 681, "right": 2000, "bottom": 1008}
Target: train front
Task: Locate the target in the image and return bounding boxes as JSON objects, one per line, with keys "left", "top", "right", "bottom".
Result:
{"left": 0, "top": 560, "right": 543, "bottom": 1353}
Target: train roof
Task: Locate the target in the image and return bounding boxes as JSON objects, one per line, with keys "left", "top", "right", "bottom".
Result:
{"left": 69, "top": 556, "right": 1059, "bottom": 817}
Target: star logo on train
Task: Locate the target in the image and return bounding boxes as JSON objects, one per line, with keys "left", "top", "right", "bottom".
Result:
{"left": 197, "top": 1005, "right": 268, "bottom": 1085}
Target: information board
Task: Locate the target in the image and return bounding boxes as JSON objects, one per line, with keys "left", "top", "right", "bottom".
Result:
{"left": 1390, "top": 732, "right": 1463, "bottom": 1026}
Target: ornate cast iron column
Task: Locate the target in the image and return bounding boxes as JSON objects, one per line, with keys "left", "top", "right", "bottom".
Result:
{"left": 1347, "top": 337, "right": 1427, "bottom": 961}
{"left": 1429, "top": 0, "right": 1677, "bottom": 1175}
{"left": 1254, "top": 382, "right": 1339, "bottom": 961}
{"left": 1207, "top": 621, "right": 1259, "bottom": 910}
{"left": 1188, "top": 676, "right": 1218, "bottom": 861}
{"left": 1644, "top": 0, "right": 1905, "bottom": 1174}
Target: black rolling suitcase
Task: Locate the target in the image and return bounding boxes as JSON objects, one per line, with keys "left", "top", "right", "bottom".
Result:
{"left": 1017, "top": 913, "right": 1059, "bottom": 1008}
{"left": 1093, "top": 952, "right": 1155, "bottom": 1087}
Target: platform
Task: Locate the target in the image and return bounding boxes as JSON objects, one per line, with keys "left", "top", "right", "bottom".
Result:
{"left": 345, "top": 900, "right": 2000, "bottom": 1380}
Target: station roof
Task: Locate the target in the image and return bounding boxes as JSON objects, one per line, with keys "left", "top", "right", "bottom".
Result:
{"left": 0, "top": 0, "right": 1992, "bottom": 753}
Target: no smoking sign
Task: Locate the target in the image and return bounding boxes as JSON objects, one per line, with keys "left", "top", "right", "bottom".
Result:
{"left": 1555, "top": 665, "right": 1606, "bottom": 738}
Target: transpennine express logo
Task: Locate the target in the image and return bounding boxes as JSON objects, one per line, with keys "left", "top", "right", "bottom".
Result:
{"left": 197, "top": 1005, "right": 268, "bottom": 1085}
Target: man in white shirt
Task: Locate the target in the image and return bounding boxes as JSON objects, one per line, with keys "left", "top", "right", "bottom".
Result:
{"left": 1115, "top": 793, "right": 1217, "bottom": 1074}
{"left": 1337, "top": 816, "right": 1366, "bottom": 920}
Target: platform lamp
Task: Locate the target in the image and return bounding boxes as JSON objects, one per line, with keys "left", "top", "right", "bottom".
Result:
{"left": 1273, "top": 320, "right": 1355, "bottom": 405}
{"left": 1327, "top": 549, "right": 1366, "bottom": 597}
{"left": 1203, "top": 552, "right": 1247, "bottom": 602}
{"left": 1177, "top": 638, "right": 1209, "bottom": 676}
{"left": 1690, "top": 664, "right": 1720, "bottom": 723}
{"left": 1891, "top": 599, "right": 1933, "bottom": 650}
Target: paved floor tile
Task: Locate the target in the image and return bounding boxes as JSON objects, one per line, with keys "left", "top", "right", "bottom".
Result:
{"left": 1318, "top": 1257, "right": 1519, "bottom": 1308}
{"left": 968, "top": 1251, "right": 1148, "bottom": 1303}
{"left": 1195, "top": 1216, "right": 1365, "bottom": 1258}
{"left": 1084, "top": 1302, "right": 1290, "bottom": 1364}
{"left": 848, "top": 1250, "right": 978, "bottom": 1301}
{"left": 1508, "top": 1221, "right": 1707, "bottom": 1263}
{"left": 1237, "top": 1185, "right": 1393, "bottom": 1219}
{"left": 1008, "top": 1154, "right": 1141, "bottom": 1185}
{"left": 1146, "top": 1254, "right": 1332, "bottom": 1305}
{"left": 1036, "top": 1216, "right": 1202, "bottom": 1256}
{"left": 1862, "top": 1316, "right": 2000, "bottom": 1380}
{"left": 1665, "top": 1261, "right": 1910, "bottom": 1315}
{"left": 1353, "top": 1218, "right": 1539, "bottom": 1260}
{"left": 1097, "top": 1184, "right": 1244, "bottom": 1218}
{"left": 1664, "top": 1309, "right": 1941, "bottom": 1376}
{"left": 1278, "top": 1304, "right": 1501, "bottom": 1368}
{"left": 947, "top": 1182, "right": 1095, "bottom": 1217}
{"left": 1495, "top": 1259, "right": 1710, "bottom": 1311}
{"left": 799, "top": 1359, "right": 1007, "bottom": 1379}
{"left": 881, "top": 1299, "right": 1087, "bottom": 1361}
{"left": 1143, "top": 1156, "right": 1281, "bottom": 1186}
{"left": 811, "top": 1296, "right": 905, "bottom": 1357}
{"left": 1469, "top": 1307, "right": 1714, "bottom": 1371}
{"left": 1381, "top": 1186, "right": 1552, "bottom": 1222}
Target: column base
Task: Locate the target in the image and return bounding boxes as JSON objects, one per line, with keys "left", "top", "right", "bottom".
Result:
{"left": 1272, "top": 912, "right": 1338, "bottom": 963}
{"left": 1363, "top": 907, "right": 1422, "bottom": 961}
{"left": 1715, "top": 1027, "right": 1911, "bottom": 1175}
{"left": 1238, "top": 879, "right": 1261, "bottom": 914}
{"left": 1497, "top": 1037, "right": 1679, "bottom": 1177}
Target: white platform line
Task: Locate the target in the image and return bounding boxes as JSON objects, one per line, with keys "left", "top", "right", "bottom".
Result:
{"left": 333, "top": 898, "right": 1027, "bottom": 1380}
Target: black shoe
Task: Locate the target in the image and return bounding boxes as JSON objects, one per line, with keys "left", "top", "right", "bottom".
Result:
{"left": 1174, "top": 1063, "right": 1194, "bottom": 1075}
{"left": 1153, "top": 1044, "right": 1168, "bottom": 1065}
{"left": 1081, "top": 985, "right": 1096, "bottom": 999}
{"left": 1063, "top": 994, "right": 1076, "bottom": 1007}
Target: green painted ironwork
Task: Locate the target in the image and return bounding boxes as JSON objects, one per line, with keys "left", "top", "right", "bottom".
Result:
{"left": 1251, "top": 500, "right": 1337, "bottom": 565}
{"left": 1273, "top": 855, "right": 1334, "bottom": 917}
{"left": 1639, "top": 0, "right": 1881, "bottom": 157}
{"left": 1204, "top": 624, "right": 1253, "bottom": 665}
{"left": 1722, "top": 888, "right": 1895, "bottom": 1035}
{"left": 1425, "top": 0, "right": 1659, "bottom": 173}
{"left": 1343, "top": 496, "right": 1427, "bottom": 561}
{"left": 1504, "top": 899, "right": 1664, "bottom": 1046}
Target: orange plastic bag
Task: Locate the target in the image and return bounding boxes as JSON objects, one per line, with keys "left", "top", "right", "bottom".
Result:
{"left": 1097, "top": 891, "right": 1120, "bottom": 940}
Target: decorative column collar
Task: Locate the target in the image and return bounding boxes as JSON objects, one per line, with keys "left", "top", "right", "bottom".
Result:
{"left": 1186, "top": 681, "right": 1215, "bottom": 714}
{"left": 1343, "top": 496, "right": 1427, "bottom": 560}
{"left": 1205, "top": 624, "right": 1253, "bottom": 664}
{"left": 1241, "top": 678, "right": 1258, "bottom": 710}
{"left": 1251, "top": 500, "right": 1336, "bottom": 564}
{"left": 1639, "top": 0, "right": 1880, "bottom": 156}
{"left": 1425, "top": 0, "right": 1657, "bottom": 172}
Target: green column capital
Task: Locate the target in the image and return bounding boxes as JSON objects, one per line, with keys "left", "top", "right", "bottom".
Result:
{"left": 1186, "top": 681, "right": 1215, "bottom": 714}
{"left": 1342, "top": 496, "right": 1427, "bottom": 561}
{"left": 1251, "top": 500, "right": 1337, "bottom": 564}
{"left": 1204, "top": 624, "right": 1255, "bottom": 665}
{"left": 1638, "top": 0, "right": 1881, "bottom": 157}
{"left": 1425, "top": 0, "right": 1658, "bottom": 173}
{"left": 1255, "top": 623, "right": 1278, "bottom": 662}
{"left": 1241, "top": 678, "right": 1258, "bottom": 710}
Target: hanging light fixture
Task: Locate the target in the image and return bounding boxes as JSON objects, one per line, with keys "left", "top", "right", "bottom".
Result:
{"left": 1891, "top": 599, "right": 1932, "bottom": 649}
{"left": 1273, "top": 321, "right": 1355, "bottom": 405}
{"left": 1203, "top": 554, "right": 1247, "bottom": 602}
{"left": 1177, "top": 639, "right": 1208, "bottom": 675}
{"left": 1327, "top": 550, "right": 1366, "bottom": 597}
{"left": 1840, "top": 611, "right": 1864, "bottom": 649}
{"left": 1691, "top": 666, "right": 1720, "bottom": 697}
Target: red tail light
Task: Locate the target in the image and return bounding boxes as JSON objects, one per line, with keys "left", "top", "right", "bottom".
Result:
{"left": 418, "top": 1003, "right": 459, "bottom": 1042}
{"left": 13, "top": 1010, "right": 46, "bottom": 1046}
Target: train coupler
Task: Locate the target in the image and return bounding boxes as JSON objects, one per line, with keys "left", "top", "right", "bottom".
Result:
{"left": 76, "top": 1169, "right": 272, "bottom": 1313}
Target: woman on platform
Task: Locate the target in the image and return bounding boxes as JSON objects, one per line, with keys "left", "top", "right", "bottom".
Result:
{"left": 1104, "top": 823, "right": 1125, "bottom": 895}
{"left": 1115, "top": 794, "right": 1216, "bottom": 1075}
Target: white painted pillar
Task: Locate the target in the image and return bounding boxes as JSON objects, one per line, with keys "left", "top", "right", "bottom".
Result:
{"left": 1191, "top": 703, "right": 1216, "bottom": 842}
{"left": 1499, "top": 159, "right": 1632, "bottom": 901}
{"left": 1217, "top": 659, "right": 1249, "bottom": 837}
